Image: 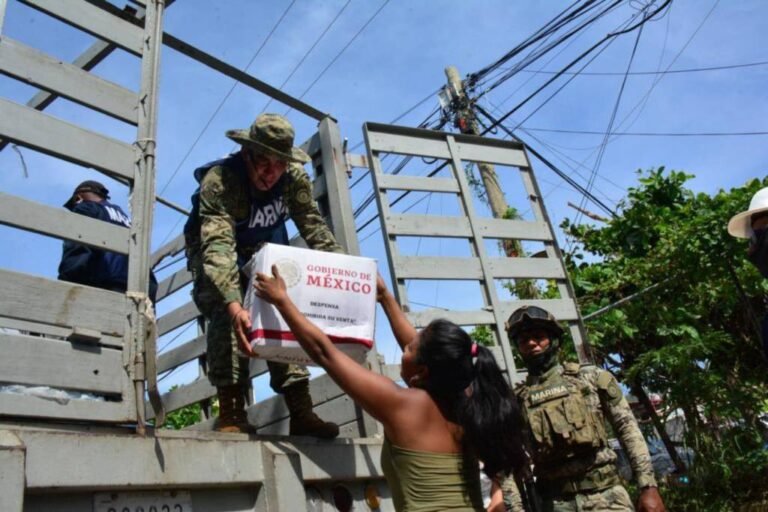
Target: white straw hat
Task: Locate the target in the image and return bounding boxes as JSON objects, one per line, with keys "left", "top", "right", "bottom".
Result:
{"left": 727, "top": 186, "right": 768, "bottom": 238}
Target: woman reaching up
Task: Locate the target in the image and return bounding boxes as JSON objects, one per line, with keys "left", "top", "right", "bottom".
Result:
{"left": 253, "top": 266, "right": 526, "bottom": 512}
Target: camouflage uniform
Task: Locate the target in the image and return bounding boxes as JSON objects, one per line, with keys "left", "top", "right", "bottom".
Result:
{"left": 185, "top": 154, "right": 342, "bottom": 391}
{"left": 501, "top": 363, "right": 656, "bottom": 512}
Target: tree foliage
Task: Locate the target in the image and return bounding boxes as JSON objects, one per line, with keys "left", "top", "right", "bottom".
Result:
{"left": 563, "top": 168, "right": 768, "bottom": 510}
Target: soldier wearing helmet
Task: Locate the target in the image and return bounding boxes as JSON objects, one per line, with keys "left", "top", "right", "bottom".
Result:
{"left": 493, "top": 305, "right": 666, "bottom": 512}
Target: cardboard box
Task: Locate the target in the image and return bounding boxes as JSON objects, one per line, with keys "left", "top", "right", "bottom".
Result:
{"left": 243, "top": 243, "right": 377, "bottom": 366}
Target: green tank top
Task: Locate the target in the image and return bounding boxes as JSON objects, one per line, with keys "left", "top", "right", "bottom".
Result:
{"left": 380, "top": 438, "right": 484, "bottom": 512}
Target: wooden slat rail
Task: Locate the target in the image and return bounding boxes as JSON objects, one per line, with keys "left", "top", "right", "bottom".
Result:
{"left": 0, "top": 269, "right": 126, "bottom": 336}
{"left": 156, "top": 335, "right": 205, "bottom": 374}
{"left": 0, "top": 393, "right": 133, "bottom": 423}
{"left": 377, "top": 175, "right": 460, "bottom": 193}
{"left": 155, "top": 267, "right": 193, "bottom": 301}
{"left": 0, "top": 193, "right": 130, "bottom": 253}
{"left": 0, "top": 98, "right": 135, "bottom": 180}
{"left": 19, "top": 0, "right": 145, "bottom": 56}
{"left": 0, "top": 332, "right": 123, "bottom": 394}
{"left": 157, "top": 301, "right": 200, "bottom": 336}
{"left": 0, "top": 37, "right": 138, "bottom": 124}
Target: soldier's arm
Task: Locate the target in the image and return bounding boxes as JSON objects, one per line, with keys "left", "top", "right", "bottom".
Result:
{"left": 494, "top": 474, "right": 526, "bottom": 512}
{"left": 285, "top": 165, "right": 344, "bottom": 254}
{"left": 198, "top": 166, "right": 243, "bottom": 305}
{"left": 596, "top": 370, "right": 658, "bottom": 489}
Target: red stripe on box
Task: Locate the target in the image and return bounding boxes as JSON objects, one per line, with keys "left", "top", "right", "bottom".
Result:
{"left": 248, "top": 329, "right": 374, "bottom": 349}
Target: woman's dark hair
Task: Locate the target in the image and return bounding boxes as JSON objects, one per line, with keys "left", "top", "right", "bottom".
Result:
{"left": 417, "top": 319, "right": 527, "bottom": 477}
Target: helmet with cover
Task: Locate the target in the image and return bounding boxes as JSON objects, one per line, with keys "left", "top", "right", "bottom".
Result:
{"left": 506, "top": 305, "right": 564, "bottom": 374}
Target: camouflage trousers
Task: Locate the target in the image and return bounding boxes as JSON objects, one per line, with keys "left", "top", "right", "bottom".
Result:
{"left": 191, "top": 257, "right": 309, "bottom": 392}
{"left": 544, "top": 485, "right": 634, "bottom": 512}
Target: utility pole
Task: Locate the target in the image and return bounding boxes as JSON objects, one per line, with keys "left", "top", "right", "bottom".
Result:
{"left": 443, "top": 66, "right": 538, "bottom": 299}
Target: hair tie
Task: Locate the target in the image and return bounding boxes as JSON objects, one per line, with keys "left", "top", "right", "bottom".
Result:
{"left": 471, "top": 343, "right": 478, "bottom": 357}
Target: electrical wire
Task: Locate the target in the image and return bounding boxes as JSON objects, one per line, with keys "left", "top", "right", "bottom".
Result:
{"left": 516, "top": 59, "right": 768, "bottom": 76}
{"left": 574, "top": 20, "right": 644, "bottom": 229}
{"left": 157, "top": 1, "right": 297, "bottom": 198}
{"left": 522, "top": 128, "right": 768, "bottom": 137}
{"left": 285, "top": 0, "right": 392, "bottom": 112}
{"left": 261, "top": 0, "right": 353, "bottom": 113}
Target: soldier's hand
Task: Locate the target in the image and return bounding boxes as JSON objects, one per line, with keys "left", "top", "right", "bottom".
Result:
{"left": 637, "top": 487, "right": 665, "bottom": 512}
{"left": 228, "top": 303, "right": 254, "bottom": 357}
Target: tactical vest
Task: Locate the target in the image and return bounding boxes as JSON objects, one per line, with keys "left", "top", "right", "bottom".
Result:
{"left": 519, "top": 363, "right": 609, "bottom": 468}
{"left": 184, "top": 154, "right": 291, "bottom": 268}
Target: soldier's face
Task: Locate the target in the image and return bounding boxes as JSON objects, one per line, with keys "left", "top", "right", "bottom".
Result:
{"left": 516, "top": 328, "right": 551, "bottom": 358}
{"left": 246, "top": 150, "right": 288, "bottom": 191}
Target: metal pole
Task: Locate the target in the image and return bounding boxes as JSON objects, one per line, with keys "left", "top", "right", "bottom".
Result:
{"left": 0, "top": 0, "right": 8, "bottom": 36}
{"left": 129, "top": 0, "right": 164, "bottom": 433}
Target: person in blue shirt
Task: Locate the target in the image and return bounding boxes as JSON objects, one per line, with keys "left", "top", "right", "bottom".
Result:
{"left": 59, "top": 180, "right": 157, "bottom": 302}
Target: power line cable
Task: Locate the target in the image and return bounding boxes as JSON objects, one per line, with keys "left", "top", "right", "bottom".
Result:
{"left": 516, "top": 59, "right": 768, "bottom": 76}
{"left": 285, "top": 0, "right": 391, "bottom": 113}
{"left": 522, "top": 127, "right": 768, "bottom": 137}
{"left": 261, "top": 0, "right": 352, "bottom": 113}
{"left": 575, "top": 20, "right": 644, "bottom": 229}
{"left": 478, "top": 1, "right": 671, "bottom": 138}
{"left": 474, "top": 104, "right": 616, "bottom": 217}
{"left": 157, "top": 1, "right": 297, "bottom": 198}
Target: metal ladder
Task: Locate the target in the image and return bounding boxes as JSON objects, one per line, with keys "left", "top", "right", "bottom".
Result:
{"left": 363, "top": 122, "right": 591, "bottom": 378}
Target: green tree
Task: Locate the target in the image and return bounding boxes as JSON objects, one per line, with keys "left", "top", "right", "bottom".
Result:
{"left": 563, "top": 168, "right": 768, "bottom": 510}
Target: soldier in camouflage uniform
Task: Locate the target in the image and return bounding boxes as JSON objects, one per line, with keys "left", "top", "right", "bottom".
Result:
{"left": 184, "top": 113, "right": 342, "bottom": 437}
{"left": 494, "top": 306, "right": 665, "bottom": 512}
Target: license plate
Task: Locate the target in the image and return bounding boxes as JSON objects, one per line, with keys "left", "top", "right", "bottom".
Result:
{"left": 94, "top": 491, "right": 192, "bottom": 512}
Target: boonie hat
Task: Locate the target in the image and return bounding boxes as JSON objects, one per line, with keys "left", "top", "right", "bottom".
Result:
{"left": 63, "top": 180, "right": 110, "bottom": 210}
{"left": 506, "top": 305, "right": 564, "bottom": 340}
{"left": 728, "top": 186, "right": 768, "bottom": 238}
{"left": 225, "top": 113, "right": 310, "bottom": 164}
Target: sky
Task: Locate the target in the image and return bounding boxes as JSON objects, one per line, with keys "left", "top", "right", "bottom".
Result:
{"left": 1, "top": 0, "right": 766, "bottom": 396}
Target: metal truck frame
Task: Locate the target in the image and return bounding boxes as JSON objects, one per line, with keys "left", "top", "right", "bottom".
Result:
{"left": 0, "top": 2, "right": 587, "bottom": 510}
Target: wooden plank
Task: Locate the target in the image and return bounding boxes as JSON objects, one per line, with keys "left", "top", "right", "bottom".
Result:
{"left": 0, "top": 332, "right": 123, "bottom": 394}
{"left": 367, "top": 130, "right": 451, "bottom": 159}
{"left": 406, "top": 308, "right": 495, "bottom": 329}
{"left": 377, "top": 174, "right": 459, "bottom": 193}
{"left": 477, "top": 218, "right": 553, "bottom": 241}
{"left": 156, "top": 267, "right": 192, "bottom": 301}
{"left": 0, "top": 317, "right": 122, "bottom": 349}
{"left": 0, "top": 391, "right": 133, "bottom": 423}
{"left": 257, "top": 394, "right": 358, "bottom": 436}
{"left": 150, "top": 233, "right": 186, "bottom": 268}
{"left": 157, "top": 301, "right": 200, "bottom": 336}
{"left": 394, "top": 256, "right": 483, "bottom": 280}
{"left": 0, "top": 193, "right": 130, "bottom": 253}
{"left": 156, "top": 335, "right": 205, "bottom": 373}
{"left": 18, "top": 430, "right": 267, "bottom": 488}
{"left": 386, "top": 214, "right": 471, "bottom": 238}
{"left": 488, "top": 257, "right": 566, "bottom": 280}
{"left": 20, "top": 0, "right": 144, "bottom": 56}
{"left": 0, "top": 99, "right": 135, "bottom": 179}
{"left": 455, "top": 140, "right": 529, "bottom": 167}
{"left": 150, "top": 359, "right": 269, "bottom": 418}
{"left": 162, "top": 32, "right": 328, "bottom": 121}
{"left": 0, "top": 269, "right": 126, "bottom": 336}
{"left": 0, "top": 37, "right": 138, "bottom": 124}
{"left": 497, "top": 299, "right": 580, "bottom": 322}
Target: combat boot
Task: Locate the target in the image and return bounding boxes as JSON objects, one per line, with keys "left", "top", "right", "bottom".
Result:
{"left": 215, "top": 384, "right": 255, "bottom": 434}
{"left": 284, "top": 381, "right": 339, "bottom": 439}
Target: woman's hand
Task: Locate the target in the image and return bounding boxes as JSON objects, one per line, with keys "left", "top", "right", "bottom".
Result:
{"left": 254, "top": 264, "right": 289, "bottom": 307}
{"left": 376, "top": 273, "right": 389, "bottom": 303}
